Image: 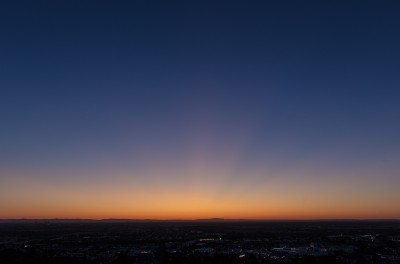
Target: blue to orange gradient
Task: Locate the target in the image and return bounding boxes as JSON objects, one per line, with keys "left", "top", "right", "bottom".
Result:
{"left": 1, "top": 1, "right": 400, "bottom": 219}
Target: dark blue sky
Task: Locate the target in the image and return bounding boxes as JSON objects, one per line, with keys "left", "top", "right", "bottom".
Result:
{"left": 1, "top": 1, "right": 399, "bottom": 218}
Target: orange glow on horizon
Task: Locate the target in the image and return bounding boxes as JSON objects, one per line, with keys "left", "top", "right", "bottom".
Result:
{"left": 1, "top": 165, "right": 399, "bottom": 220}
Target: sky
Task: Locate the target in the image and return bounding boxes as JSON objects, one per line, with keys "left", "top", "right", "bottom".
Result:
{"left": 1, "top": 1, "right": 400, "bottom": 220}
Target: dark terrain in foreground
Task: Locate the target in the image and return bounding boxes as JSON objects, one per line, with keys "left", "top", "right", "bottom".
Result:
{"left": 0, "top": 220, "right": 399, "bottom": 264}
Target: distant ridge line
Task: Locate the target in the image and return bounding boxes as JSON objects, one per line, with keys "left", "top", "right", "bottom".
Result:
{"left": 0, "top": 218, "right": 399, "bottom": 223}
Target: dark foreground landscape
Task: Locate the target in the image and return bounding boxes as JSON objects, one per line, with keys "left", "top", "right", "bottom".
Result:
{"left": 0, "top": 220, "right": 399, "bottom": 264}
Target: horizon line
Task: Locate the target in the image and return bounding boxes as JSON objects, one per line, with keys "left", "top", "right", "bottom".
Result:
{"left": 1, "top": 218, "right": 399, "bottom": 222}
